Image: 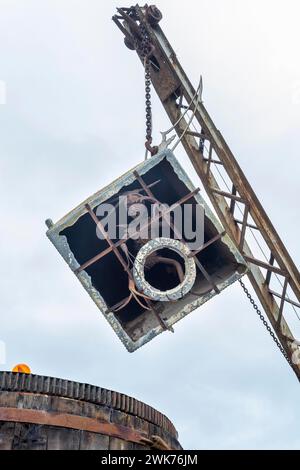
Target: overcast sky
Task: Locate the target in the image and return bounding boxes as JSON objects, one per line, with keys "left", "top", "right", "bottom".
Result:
{"left": 0, "top": 0, "right": 300, "bottom": 450}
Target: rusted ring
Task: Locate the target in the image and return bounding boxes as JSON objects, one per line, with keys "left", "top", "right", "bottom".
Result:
{"left": 133, "top": 238, "right": 196, "bottom": 302}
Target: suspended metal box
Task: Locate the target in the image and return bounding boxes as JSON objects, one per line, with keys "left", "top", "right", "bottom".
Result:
{"left": 46, "top": 150, "right": 247, "bottom": 352}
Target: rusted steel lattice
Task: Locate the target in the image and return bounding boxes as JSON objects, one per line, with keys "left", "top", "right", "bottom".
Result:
{"left": 77, "top": 173, "right": 223, "bottom": 329}
{"left": 47, "top": 150, "right": 247, "bottom": 351}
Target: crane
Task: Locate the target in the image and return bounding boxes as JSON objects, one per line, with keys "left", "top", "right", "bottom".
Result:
{"left": 113, "top": 4, "right": 300, "bottom": 380}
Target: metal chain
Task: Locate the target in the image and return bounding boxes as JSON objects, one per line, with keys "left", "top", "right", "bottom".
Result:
{"left": 239, "top": 279, "right": 292, "bottom": 365}
{"left": 145, "top": 58, "right": 152, "bottom": 148}
{"left": 138, "top": 22, "right": 158, "bottom": 156}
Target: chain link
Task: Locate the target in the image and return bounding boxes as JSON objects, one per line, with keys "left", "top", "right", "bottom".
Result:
{"left": 136, "top": 22, "right": 158, "bottom": 156}
{"left": 239, "top": 279, "right": 292, "bottom": 365}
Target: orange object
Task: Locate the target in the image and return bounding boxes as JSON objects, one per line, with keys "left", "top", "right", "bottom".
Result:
{"left": 12, "top": 364, "right": 31, "bottom": 374}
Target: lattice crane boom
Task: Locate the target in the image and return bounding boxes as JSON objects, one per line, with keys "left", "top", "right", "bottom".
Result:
{"left": 113, "top": 4, "right": 300, "bottom": 379}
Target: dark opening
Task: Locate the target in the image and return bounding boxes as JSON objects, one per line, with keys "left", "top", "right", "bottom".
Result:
{"left": 144, "top": 248, "right": 185, "bottom": 291}
{"left": 60, "top": 157, "right": 242, "bottom": 341}
{"left": 149, "top": 55, "right": 160, "bottom": 72}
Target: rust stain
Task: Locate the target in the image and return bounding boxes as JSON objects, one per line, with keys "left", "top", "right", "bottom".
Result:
{"left": 0, "top": 407, "right": 148, "bottom": 445}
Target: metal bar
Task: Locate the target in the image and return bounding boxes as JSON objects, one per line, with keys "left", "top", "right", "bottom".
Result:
{"left": 203, "top": 157, "right": 223, "bottom": 166}
{"left": 75, "top": 189, "right": 199, "bottom": 274}
{"left": 234, "top": 219, "right": 259, "bottom": 231}
{"left": 85, "top": 204, "right": 132, "bottom": 277}
{"left": 199, "top": 131, "right": 205, "bottom": 154}
{"left": 0, "top": 407, "right": 148, "bottom": 446}
{"left": 269, "top": 290, "right": 300, "bottom": 309}
{"left": 177, "top": 88, "right": 184, "bottom": 119}
{"left": 85, "top": 204, "right": 171, "bottom": 329}
{"left": 205, "top": 142, "right": 213, "bottom": 176}
{"left": 195, "top": 260, "right": 220, "bottom": 293}
{"left": 239, "top": 204, "right": 249, "bottom": 251}
{"left": 277, "top": 277, "right": 289, "bottom": 327}
{"left": 210, "top": 188, "right": 245, "bottom": 203}
{"left": 169, "top": 188, "right": 200, "bottom": 209}
{"left": 186, "top": 130, "right": 208, "bottom": 139}
{"left": 133, "top": 170, "right": 158, "bottom": 197}
{"left": 75, "top": 240, "right": 125, "bottom": 274}
{"left": 134, "top": 171, "right": 220, "bottom": 293}
{"left": 85, "top": 204, "right": 169, "bottom": 330}
{"left": 116, "top": 8, "right": 142, "bottom": 38}
{"left": 189, "top": 231, "right": 226, "bottom": 258}
{"left": 244, "top": 255, "right": 286, "bottom": 276}
{"left": 112, "top": 15, "right": 133, "bottom": 42}
{"left": 133, "top": 171, "right": 199, "bottom": 211}
{"left": 230, "top": 185, "right": 237, "bottom": 214}
{"left": 265, "top": 254, "right": 275, "bottom": 286}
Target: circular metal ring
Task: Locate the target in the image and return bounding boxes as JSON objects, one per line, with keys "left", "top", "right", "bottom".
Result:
{"left": 133, "top": 238, "right": 196, "bottom": 302}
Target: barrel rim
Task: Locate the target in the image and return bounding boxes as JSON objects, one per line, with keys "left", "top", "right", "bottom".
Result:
{"left": 0, "top": 372, "right": 177, "bottom": 438}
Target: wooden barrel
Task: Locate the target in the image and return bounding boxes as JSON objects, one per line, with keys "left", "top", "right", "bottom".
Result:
{"left": 0, "top": 372, "right": 182, "bottom": 450}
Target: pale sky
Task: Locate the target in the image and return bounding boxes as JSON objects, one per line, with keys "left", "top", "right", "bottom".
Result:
{"left": 0, "top": 0, "right": 300, "bottom": 449}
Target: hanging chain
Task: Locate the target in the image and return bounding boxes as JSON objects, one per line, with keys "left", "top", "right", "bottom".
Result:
{"left": 145, "top": 57, "right": 153, "bottom": 151}
{"left": 239, "top": 279, "right": 292, "bottom": 365}
{"left": 138, "top": 22, "right": 158, "bottom": 157}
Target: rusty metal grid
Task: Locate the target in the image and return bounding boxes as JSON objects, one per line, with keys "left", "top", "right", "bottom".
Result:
{"left": 78, "top": 171, "right": 223, "bottom": 321}
{"left": 46, "top": 150, "right": 246, "bottom": 352}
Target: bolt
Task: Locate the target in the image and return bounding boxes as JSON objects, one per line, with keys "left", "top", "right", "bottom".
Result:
{"left": 45, "top": 219, "right": 54, "bottom": 229}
